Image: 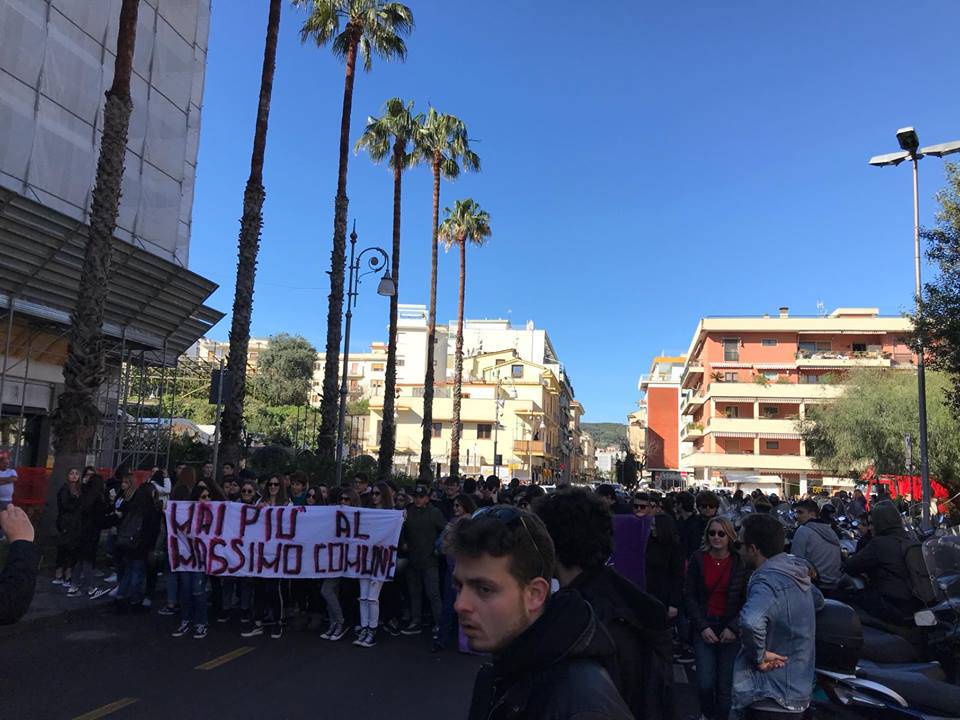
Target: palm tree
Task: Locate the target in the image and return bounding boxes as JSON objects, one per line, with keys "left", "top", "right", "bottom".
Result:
{"left": 294, "top": 0, "right": 414, "bottom": 466}
{"left": 439, "top": 199, "right": 491, "bottom": 480}
{"left": 354, "top": 98, "right": 422, "bottom": 481}
{"left": 412, "top": 109, "right": 480, "bottom": 482}
{"left": 219, "top": 0, "right": 283, "bottom": 468}
{"left": 48, "top": 0, "right": 141, "bottom": 522}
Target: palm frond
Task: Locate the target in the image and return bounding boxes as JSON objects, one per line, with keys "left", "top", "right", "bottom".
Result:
{"left": 298, "top": 1, "right": 343, "bottom": 46}
{"left": 438, "top": 198, "right": 492, "bottom": 251}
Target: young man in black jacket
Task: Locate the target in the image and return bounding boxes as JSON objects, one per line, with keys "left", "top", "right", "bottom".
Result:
{"left": 449, "top": 505, "right": 632, "bottom": 720}
{"left": 0, "top": 504, "right": 40, "bottom": 624}
{"left": 536, "top": 488, "right": 673, "bottom": 719}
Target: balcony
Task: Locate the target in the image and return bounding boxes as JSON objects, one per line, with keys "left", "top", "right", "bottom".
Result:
{"left": 681, "top": 392, "right": 706, "bottom": 415}
{"left": 682, "top": 423, "right": 703, "bottom": 439}
{"left": 699, "top": 382, "right": 844, "bottom": 402}
{"left": 795, "top": 350, "right": 893, "bottom": 368}
{"left": 514, "top": 440, "right": 545, "bottom": 456}
{"left": 682, "top": 451, "right": 815, "bottom": 472}
{"left": 706, "top": 417, "right": 802, "bottom": 436}
{"left": 681, "top": 360, "right": 704, "bottom": 387}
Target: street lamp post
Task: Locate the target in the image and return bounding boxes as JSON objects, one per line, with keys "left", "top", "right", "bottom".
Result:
{"left": 870, "top": 128, "right": 960, "bottom": 530}
{"left": 334, "top": 223, "right": 395, "bottom": 487}
{"left": 492, "top": 374, "right": 502, "bottom": 480}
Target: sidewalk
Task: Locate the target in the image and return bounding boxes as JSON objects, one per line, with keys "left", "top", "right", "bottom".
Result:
{"left": 0, "top": 570, "right": 115, "bottom": 639}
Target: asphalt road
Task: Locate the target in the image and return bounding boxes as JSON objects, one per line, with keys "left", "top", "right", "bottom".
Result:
{"left": 1, "top": 609, "right": 484, "bottom": 720}
{"left": 2, "top": 603, "right": 699, "bottom": 720}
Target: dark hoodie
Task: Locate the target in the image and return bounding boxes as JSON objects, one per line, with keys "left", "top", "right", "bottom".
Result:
{"left": 570, "top": 564, "right": 673, "bottom": 720}
{"left": 843, "top": 500, "right": 915, "bottom": 603}
{"left": 467, "top": 589, "right": 633, "bottom": 720}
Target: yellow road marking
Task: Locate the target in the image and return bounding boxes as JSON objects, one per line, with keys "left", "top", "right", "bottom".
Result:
{"left": 72, "top": 698, "right": 139, "bottom": 720}
{"left": 194, "top": 645, "right": 255, "bottom": 671}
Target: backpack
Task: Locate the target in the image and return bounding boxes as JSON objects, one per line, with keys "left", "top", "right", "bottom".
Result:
{"left": 901, "top": 540, "right": 937, "bottom": 605}
{"left": 116, "top": 512, "right": 144, "bottom": 553}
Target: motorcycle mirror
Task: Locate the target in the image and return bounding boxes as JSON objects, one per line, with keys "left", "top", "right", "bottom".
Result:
{"left": 914, "top": 609, "right": 937, "bottom": 627}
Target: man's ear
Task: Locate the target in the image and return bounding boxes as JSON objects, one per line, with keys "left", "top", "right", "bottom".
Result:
{"left": 524, "top": 577, "right": 551, "bottom": 614}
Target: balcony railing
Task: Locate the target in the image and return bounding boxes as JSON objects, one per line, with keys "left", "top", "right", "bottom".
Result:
{"left": 412, "top": 386, "right": 452, "bottom": 398}
{"left": 514, "top": 440, "right": 545, "bottom": 455}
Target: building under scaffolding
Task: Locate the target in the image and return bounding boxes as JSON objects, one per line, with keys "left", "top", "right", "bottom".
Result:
{"left": 0, "top": 1, "right": 222, "bottom": 473}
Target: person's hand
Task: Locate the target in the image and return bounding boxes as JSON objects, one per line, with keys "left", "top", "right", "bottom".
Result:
{"left": 757, "top": 651, "right": 787, "bottom": 672}
{"left": 719, "top": 628, "right": 737, "bottom": 643}
{"left": 0, "top": 505, "right": 35, "bottom": 543}
{"left": 667, "top": 606, "right": 679, "bottom": 619}
{"left": 701, "top": 627, "right": 719, "bottom": 644}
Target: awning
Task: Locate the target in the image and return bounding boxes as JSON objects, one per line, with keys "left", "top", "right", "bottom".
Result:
{"left": 0, "top": 187, "right": 222, "bottom": 362}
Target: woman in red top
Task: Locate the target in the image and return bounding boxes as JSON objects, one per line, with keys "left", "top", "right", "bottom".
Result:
{"left": 684, "top": 516, "right": 748, "bottom": 720}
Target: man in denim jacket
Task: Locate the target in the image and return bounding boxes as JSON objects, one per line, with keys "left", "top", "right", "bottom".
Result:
{"left": 734, "top": 514, "right": 824, "bottom": 720}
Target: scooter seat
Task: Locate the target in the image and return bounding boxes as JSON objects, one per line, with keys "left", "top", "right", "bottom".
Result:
{"left": 858, "top": 659, "right": 945, "bottom": 681}
{"left": 855, "top": 665, "right": 960, "bottom": 716}
{"left": 860, "top": 625, "right": 919, "bottom": 663}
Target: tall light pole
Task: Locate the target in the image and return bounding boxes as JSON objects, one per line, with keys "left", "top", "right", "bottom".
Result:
{"left": 335, "top": 223, "right": 395, "bottom": 486}
{"left": 869, "top": 128, "right": 960, "bottom": 530}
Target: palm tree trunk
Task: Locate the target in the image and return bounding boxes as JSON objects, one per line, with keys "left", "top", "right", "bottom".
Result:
{"left": 317, "top": 31, "right": 360, "bottom": 466}
{"left": 418, "top": 159, "right": 442, "bottom": 482}
{"left": 450, "top": 238, "right": 466, "bottom": 480}
{"left": 220, "top": 0, "right": 281, "bottom": 468}
{"left": 47, "top": 0, "right": 140, "bottom": 530}
{"left": 377, "top": 145, "right": 404, "bottom": 481}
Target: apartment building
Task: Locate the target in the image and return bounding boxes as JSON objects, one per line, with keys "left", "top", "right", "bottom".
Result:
{"left": 580, "top": 432, "right": 597, "bottom": 477}
{"left": 627, "top": 406, "right": 647, "bottom": 457}
{"left": 309, "top": 342, "right": 388, "bottom": 407}
{"left": 637, "top": 356, "right": 695, "bottom": 486}
{"left": 680, "top": 307, "right": 914, "bottom": 496}
{"left": 186, "top": 338, "right": 271, "bottom": 372}
{"left": 366, "top": 348, "right": 581, "bottom": 483}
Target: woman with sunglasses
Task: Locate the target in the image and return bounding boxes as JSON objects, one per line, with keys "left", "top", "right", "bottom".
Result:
{"left": 684, "top": 516, "right": 748, "bottom": 720}
{"left": 352, "top": 482, "right": 394, "bottom": 647}
{"left": 320, "top": 487, "right": 361, "bottom": 642}
{"left": 240, "top": 475, "right": 288, "bottom": 639}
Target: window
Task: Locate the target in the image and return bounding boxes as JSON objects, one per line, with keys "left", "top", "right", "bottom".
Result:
{"left": 762, "top": 405, "right": 778, "bottom": 418}
{"left": 725, "top": 406, "right": 739, "bottom": 419}
{"left": 763, "top": 371, "right": 779, "bottom": 381}
{"left": 765, "top": 441, "right": 780, "bottom": 450}
{"left": 852, "top": 343, "right": 867, "bottom": 353}
{"left": 724, "top": 371, "right": 738, "bottom": 383}
{"left": 817, "top": 341, "right": 831, "bottom": 351}
{"left": 477, "top": 423, "right": 492, "bottom": 440}
{"left": 511, "top": 364, "right": 523, "bottom": 378}
{"left": 372, "top": 363, "right": 385, "bottom": 372}
{"left": 396, "top": 359, "right": 405, "bottom": 367}
{"left": 800, "top": 373, "right": 819, "bottom": 384}
{"left": 762, "top": 338, "right": 778, "bottom": 347}
{"left": 723, "top": 338, "right": 740, "bottom": 362}
{"left": 431, "top": 423, "right": 442, "bottom": 438}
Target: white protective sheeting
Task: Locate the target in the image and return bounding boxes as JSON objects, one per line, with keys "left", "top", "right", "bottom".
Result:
{"left": 0, "top": 0, "right": 211, "bottom": 267}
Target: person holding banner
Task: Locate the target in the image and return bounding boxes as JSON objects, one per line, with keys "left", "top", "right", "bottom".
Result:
{"left": 320, "top": 487, "right": 362, "bottom": 642}
{"left": 353, "top": 482, "right": 395, "bottom": 648}
{"left": 241, "top": 474, "right": 289, "bottom": 639}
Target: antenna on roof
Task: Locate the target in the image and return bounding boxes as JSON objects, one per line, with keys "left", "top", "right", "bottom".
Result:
{"left": 816, "top": 300, "right": 826, "bottom": 317}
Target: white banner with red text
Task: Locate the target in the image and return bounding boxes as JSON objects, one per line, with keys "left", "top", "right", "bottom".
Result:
{"left": 165, "top": 502, "right": 403, "bottom": 581}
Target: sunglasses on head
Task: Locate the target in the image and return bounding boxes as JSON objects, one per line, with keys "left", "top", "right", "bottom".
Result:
{"left": 472, "top": 506, "right": 549, "bottom": 579}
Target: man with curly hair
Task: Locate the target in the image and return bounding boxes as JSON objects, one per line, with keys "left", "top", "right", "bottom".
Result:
{"left": 534, "top": 488, "right": 674, "bottom": 719}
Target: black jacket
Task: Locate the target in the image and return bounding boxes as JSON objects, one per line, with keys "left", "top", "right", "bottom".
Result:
{"left": 843, "top": 501, "right": 915, "bottom": 603}
{"left": 680, "top": 514, "right": 707, "bottom": 559}
{"left": 0, "top": 540, "right": 40, "bottom": 625}
{"left": 56, "top": 485, "right": 83, "bottom": 545}
{"left": 467, "top": 590, "right": 634, "bottom": 720}
{"left": 646, "top": 536, "right": 684, "bottom": 611}
{"left": 570, "top": 565, "right": 672, "bottom": 720}
{"left": 402, "top": 503, "right": 446, "bottom": 568}
{"left": 684, "top": 549, "right": 749, "bottom": 634}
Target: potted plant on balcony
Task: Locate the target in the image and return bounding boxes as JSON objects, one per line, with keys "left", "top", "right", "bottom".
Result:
{"left": 710, "top": 371, "right": 724, "bottom": 382}
{"left": 753, "top": 373, "right": 771, "bottom": 386}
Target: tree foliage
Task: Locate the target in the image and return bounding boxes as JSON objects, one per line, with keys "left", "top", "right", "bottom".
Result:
{"left": 250, "top": 333, "right": 317, "bottom": 406}
{"left": 914, "top": 162, "right": 960, "bottom": 419}
{"left": 799, "top": 368, "right": 960, "bottom": 493}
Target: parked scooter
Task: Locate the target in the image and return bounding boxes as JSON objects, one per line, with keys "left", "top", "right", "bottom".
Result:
{"left": 814, "top": 599, "right": 960, "bottom": 719}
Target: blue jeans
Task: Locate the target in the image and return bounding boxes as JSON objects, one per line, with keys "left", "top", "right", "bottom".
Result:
{"left": 178, "top": 572, "right": 208, "bottom": 626}
{"left": 694, "top": 628, "right": 739, "bottom": 720}
{"left": 116, "top": 557, "right": 145, "bottom": 603}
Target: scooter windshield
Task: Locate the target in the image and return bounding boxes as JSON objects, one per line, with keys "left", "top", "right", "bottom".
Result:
{"left": 923, "top": 534, "right": 960, "bottom": 611}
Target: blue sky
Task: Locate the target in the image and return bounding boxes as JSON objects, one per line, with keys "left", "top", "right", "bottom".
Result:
{"left": 188, "top": 1, "right": 960, "bottom": 423}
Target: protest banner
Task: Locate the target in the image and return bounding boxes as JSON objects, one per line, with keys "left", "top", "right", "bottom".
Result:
{"left": 166, "top": 502, "right": 404, "bottom": 581}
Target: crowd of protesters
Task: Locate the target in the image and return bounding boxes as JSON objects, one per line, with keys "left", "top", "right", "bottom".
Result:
{"left": 4, "top": 450, "right": 940, "bottom": 719}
